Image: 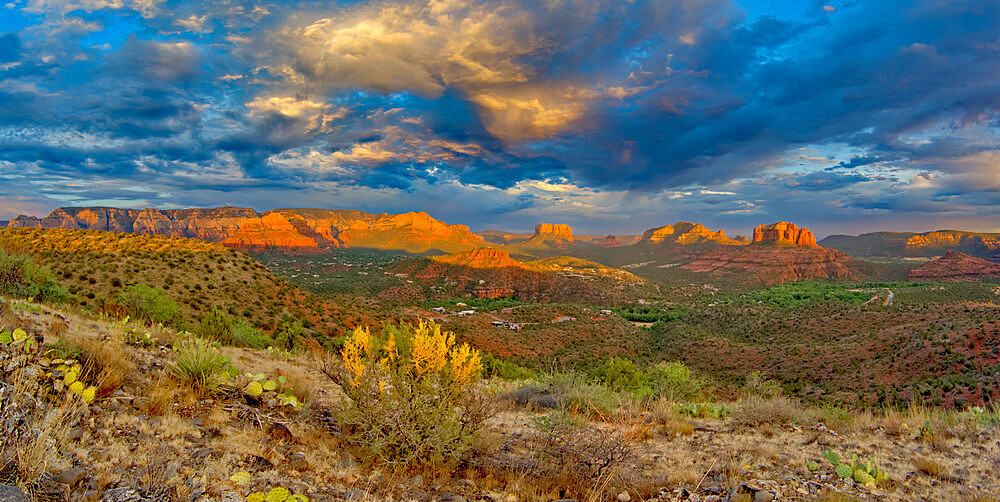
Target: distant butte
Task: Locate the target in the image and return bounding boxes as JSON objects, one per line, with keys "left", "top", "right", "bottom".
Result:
{"left": 534, "top": 223, "right": 573, "bottom": 241}
{"left": 752, "top": 222, "right": 817, "bottom": 247}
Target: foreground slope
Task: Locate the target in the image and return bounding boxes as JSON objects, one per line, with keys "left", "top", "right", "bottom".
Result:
{"left": 1, "top": 299, "right": 998, "bottom": 501}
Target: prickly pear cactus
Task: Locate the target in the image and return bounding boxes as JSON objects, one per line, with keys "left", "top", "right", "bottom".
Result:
{"left": 244, "top": 381, "right": 264, "bottom": 397}
{"left": 266, "top": 487, "right": 291, "bottom": 502}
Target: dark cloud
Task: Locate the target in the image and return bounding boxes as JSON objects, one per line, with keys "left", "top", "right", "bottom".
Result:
{"left": 1, "top": 0, "right": 999, "bottom": 234}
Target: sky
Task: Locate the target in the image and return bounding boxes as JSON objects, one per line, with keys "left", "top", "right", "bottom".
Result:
{"left": 0, "top": 0, "right": 998, "bottom": 238}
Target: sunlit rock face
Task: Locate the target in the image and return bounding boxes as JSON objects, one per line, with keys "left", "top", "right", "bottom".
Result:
{"left": 7, "top": 206, "right": 485, "bottom": 254}
{"left": 640, "top": 222, "right": 745, "bottom": 245}
{"left": 752, "top": 222, "right": 817, "bottom": 247}
{"left": 534, "top": 223, "right": 573, "bottom": 241}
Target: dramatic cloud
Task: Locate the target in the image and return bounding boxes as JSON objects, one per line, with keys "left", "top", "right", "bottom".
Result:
{"left": 0, "top": 0, "right": 998, "bottom": 236}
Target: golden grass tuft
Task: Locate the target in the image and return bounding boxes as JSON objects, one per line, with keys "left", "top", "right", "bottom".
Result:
{"left": 67, "top": 326, "right": 135, "bottom": 397}
{"left": 914, "top": 456, "right": 945, "bottom": 478}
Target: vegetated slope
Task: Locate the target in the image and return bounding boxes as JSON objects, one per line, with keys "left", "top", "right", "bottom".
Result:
{"left": 908, "top": 251, "right": 1000, "bottom": 281}
{"left": 429, "top": 303, "right": 647, "bottom": 362}
{"left": 821, "top": 230, "right": 1000, "bottom": 261}
{"left": 648, "top": 281, "right": 1000, "bottom": 407}
{"left": 9, "top": 206, "right": 485, "bottom": 254}
{"left": 4, "top": 291, "right": 998, "bottom": 502}
{"left": 384, "top": 248, "right": 654, "bottom": 305}
{"left": 0, "top": 227, "right": 379, "bottom": 338}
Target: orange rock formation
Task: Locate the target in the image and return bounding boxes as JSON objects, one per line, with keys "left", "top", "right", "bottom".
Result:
{"left": 641, "top": 222, "right": 744, "bottom": 245}
{"left": 752, "top": 222, "right": 817, "bottom": 247}
{"left": 534, "top": 223, "right": 573, "bottom": 241}
{"left": 8, "top": 206, "right": 484, "bottom": 254}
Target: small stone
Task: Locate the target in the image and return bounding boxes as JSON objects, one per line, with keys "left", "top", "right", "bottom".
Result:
{"left": 405, "top": 488, "right": 429, "bottom": 501}
{"left": 54, "top": 467, "right": 86, "bottom": 486}
{"left": 408, "top": 475, "right": 423, "bottom": 486}
{"left": 287, "top": 452, "right": 310, "bottom": 471}
{"left": 0, "top": 485, "right": 30, "bottom": 502}
{"left": 754, "top": 491, "right": 774, "bottom": 502}
{"left": 617, "top": 491, "right": 630, "bottom": 502}
{"left": 344, "top": 489, "right": 366, "bottom": 500}
{"left": 453, "top": 480, "right": 476, "bottom": 490}
{"left": 67, "top": 428, "right": 84, "bottom": 441}
{"left": 268, "top": 422, "right": 294, "bottom": 442}
{"left": 336, "top": 451, "right": 357, "bottom": 469}
{"left": 438, "top": 495, "right": 466, "bottom": 502}
{"left": 192, "top": 447, "right": 214, "bottom": 459}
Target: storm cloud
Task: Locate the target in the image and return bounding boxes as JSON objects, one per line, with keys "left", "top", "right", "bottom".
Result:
{"left": 0, "top": 0, "right": 998, "bottom": 236}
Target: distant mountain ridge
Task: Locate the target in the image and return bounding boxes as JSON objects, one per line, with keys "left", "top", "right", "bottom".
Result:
{"left": 8, "top": 206, "right": 484, "bottom": 253}
{"left": 820, "top": 230, "right": 1000, "bottom": 261}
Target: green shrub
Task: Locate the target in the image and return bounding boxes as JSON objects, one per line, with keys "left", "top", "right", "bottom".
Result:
{"left": 273, "top": 314, "right": 303, "bottom": 350}
{"left": 117, "top": 284, "right": 179, "bottom": 324}
{"left": 0, "top": 249, "right": 69, "bottom": 303}
{"left": 596, "top": 357, "right": 648, "bottom": 394}
{"left": 332, "top": 321, "right": 489, "bottom": 465}
{"left": 481, "top": 353, "right": 536, "bottom": 380}
{"left": 232, "top": 322, "right": 273, "bottom": 349}
{"left": 646, "top": 361, "right": 706, "bottom": 402}
{"left": 169, "top": 336, "right": 234, "bottom": 389}
{"left": 196, "top": 307, "right": 234, "bottom": 345}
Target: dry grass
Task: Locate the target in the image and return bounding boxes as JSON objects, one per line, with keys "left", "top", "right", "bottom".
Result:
{"left": 66, "top": 325, "right": 135, "bottom": 397}
{"left": 0, "top": 374, "right": 81, "bottom": 489}
{"left": 914, "top": 456, "right": 945, "bottom": 478}
{"left": 732, "top": 395, "right": 804, "bottom": 426}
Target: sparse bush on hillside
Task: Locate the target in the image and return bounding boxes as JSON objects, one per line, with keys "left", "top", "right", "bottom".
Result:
{"left": 232, "top": 321, "right": 273, "bottom": 349}
{"left": 0, "top": 249, "right": 69, "bottom": 303}
{"left": 327, "top": 320, "right": 490, "bottom": 465}
{"left": 646, "top": 361, "right": 707, "bottom": 402}
{"left": 195, "top": 307, "right": 234, "bottom": 345}
{"left": 596, "top": 356, "right": 647, "bottom": 394}
{"left": 482, "top": 352, "right": 536, "bottom": 380}
{"left": 273, "top": 314, "right": 304, "bottom": 350}
{"left": 594, "top": 358, "right": 706, "bottom": 401}
{"left": 117, "top": 284, "right": 180, "bottom": 324}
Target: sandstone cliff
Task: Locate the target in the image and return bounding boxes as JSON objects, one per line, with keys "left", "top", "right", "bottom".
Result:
{"left": 820, "top": 230, "right": 1000, "bottom": 260}
{"left": 640, "top": 222, "right": 745, "bottom": 245}
{"left": 752, "top": 222, "right": 817, "bottom": 247}
{"left": 8, "top": 206, "right": 484, "bottom": 254}
{"left": 908, "top": 251, "right": 1000, "bottom": 281}
{"left": 680, "top": 246, "right": 853, "bottom": 283}
{"left": 534, "top": 223, "right": 573, "bottom": 241}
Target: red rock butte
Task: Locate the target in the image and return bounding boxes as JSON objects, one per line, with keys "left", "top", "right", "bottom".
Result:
{"left": 752, "top": 222, "right": 817, "bottom": 247}
{"left": 534, "top": 223, "right": 573, "bottom": 241}
{"left": 641, "top": 222, "right": 746, "bottom": 245}
{"left": 433, "top": 248, "right": 525, "bottom": 269}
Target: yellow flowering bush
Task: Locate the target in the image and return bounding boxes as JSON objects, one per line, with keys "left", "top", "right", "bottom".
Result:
{"left": 334, "top": 320, "right": 489, "bottom": 465}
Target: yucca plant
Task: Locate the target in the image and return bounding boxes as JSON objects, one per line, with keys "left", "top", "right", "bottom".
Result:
{"left": 169, "top": 336, "right": 234, "bottom": 389}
